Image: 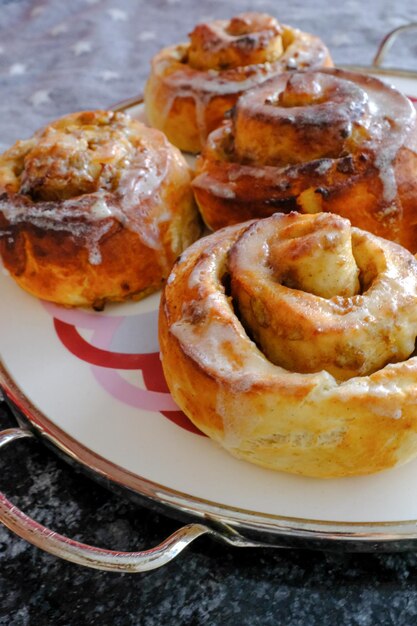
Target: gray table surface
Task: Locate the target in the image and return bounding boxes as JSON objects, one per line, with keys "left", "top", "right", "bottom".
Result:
{"left": 1, "top": 1, "right": 417, "bottom": 625}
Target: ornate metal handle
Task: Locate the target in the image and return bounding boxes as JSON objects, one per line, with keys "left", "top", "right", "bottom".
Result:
{"left": 0, "top": 428, "right": 262, "bottom": 572}
{"left": 373, "top": 23, "right": 417, "bottom": 67}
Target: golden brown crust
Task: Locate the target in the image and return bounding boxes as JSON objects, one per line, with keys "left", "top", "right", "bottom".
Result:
{"left": 0, "top": 110, "right": 201, "bottom": 308}
{"left": 144, "top": 13, "right": 332, "bottom": 153}
{"left": 159, "top": 212, "right": 417, "bottom": 478}
{"left": 192, "top": 69, "right": 417, "bottom": 252}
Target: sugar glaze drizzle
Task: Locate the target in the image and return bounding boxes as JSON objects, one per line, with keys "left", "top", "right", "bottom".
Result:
{"left": 153, "top": 24, "right": 329, "bottom": 147}
{"left": 0, "top": 115, "right": 173, "bottom": 266}
{"left": 168, "top": 216, "right": 417, "bottom": 426}
{"left": 195, "top": 69, "right": 417, "bottom": 214}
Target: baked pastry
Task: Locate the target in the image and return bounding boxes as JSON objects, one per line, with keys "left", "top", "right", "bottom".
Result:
{"left": 159, "top": 211, "right": 417, "bottom": 478}
{"left": 0, "top": 110, "right": 201, "bottom": 309}
{"left": 192, "top": 68, "right": 417, "bottom": 252}
{"left": 144, "top": 13, "right": 332, "bottom": 153}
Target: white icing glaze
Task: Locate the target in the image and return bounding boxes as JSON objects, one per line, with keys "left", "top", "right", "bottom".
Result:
{"left": 89, "top": 195, "right": 114, "bottom": 219}
{"left": 313, "top": 159, "right": 333, "bottom": 175}
{"left": 153, "top": 26, "right": 329, "bottom": 147}
{"left": 202, "top": 181, "right": 236, "bottom": 199}
{"left": 195, "top": 69, "right": 417, "bottom": 209}
{"left": 171, "top": 312, "right": 282, "bottom": 392}
{"left": 0, "top": 194, "right": 114, "bottom": 264}
{"left": 169, "top": 222, "right": 331, "bottom": 392}
{"left": 0, "top": 118, "right": 176, "bottom": 268}
{"left": 169, "top": 216, "right": 417, "bottom": 394}
{"left": 116, "top": 144, "right": 172, "bottom": 255}
{"left": 357, "top": 76, "right": 416, "bottom": 202}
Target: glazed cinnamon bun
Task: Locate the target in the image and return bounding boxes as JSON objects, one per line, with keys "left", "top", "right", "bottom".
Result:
{"left": 144, "top": 13, "right": 332, "bottom": 153}
{"left": 0, "top": 110, "right": 201, "bottom": 308}
{"left": 192, "top": 68, "right": 417, "bottom": 252}
{"left": 159, "top": 212, "right": 417, "bottom": 478}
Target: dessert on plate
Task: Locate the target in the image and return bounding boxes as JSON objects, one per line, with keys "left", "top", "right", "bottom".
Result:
{"left": 145, "top": 12, "right": 332, "bottom": 153}
{"left": 159, "top": 211, "right": 417, "bottom": 478}
{"left": 192, "top": 68, "right": 417, "bottom": 252}
{"left": 0, "top": 110, "right": 201, "bottom": 309}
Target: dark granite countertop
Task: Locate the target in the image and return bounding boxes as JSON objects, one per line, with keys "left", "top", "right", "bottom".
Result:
{"left": 1, "top": 1, "right": 417, "bottom": 624}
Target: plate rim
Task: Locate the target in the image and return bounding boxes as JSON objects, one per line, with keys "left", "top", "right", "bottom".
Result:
{"left": 340, "top": 64, "right": 417, "bottom": 80}
{"left": 4, "top": 360, "right": 417, "bottom": 550}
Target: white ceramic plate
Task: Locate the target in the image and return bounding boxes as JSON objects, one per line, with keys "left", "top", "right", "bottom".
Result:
{"left": 2, "top": 70, "right": 417, "bottom": 549}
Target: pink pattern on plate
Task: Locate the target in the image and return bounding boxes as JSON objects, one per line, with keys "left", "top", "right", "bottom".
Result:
{"left": 42, "top": 301, "right": 187, "bottom": 416}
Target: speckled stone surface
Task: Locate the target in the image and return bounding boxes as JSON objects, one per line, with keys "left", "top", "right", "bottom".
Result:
{"left": 1, "top": 1, "right": 417, "bottom": 624}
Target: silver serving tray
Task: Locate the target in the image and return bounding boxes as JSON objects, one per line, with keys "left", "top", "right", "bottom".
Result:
{"left": 1, "top": 25, "right": 417, "bottom": 572}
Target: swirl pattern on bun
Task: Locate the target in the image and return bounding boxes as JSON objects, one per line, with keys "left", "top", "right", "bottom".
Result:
{"left": 159, "top": 212, "right": 417, "bottom": 478}
{"left": 192, "top": 69, "right": 417, "bottom": 252}
{"left": 0, "top": 110, "right": 201, "bottom": 308}
{"left": 144, "top": 13, "right": 332, "bottom": 153}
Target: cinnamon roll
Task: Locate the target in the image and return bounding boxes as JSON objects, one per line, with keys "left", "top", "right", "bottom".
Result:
{"left": 192, "top": 68, "right": 417, "bottom": 252}
{"left": 144, "top": 13, "right": 332, "bottom": 153}
{"left": 0, "top": 110, "right": 201, "bottom": 309}
{"left": 159, "top": 212, "right": 417, "bottom": 478}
